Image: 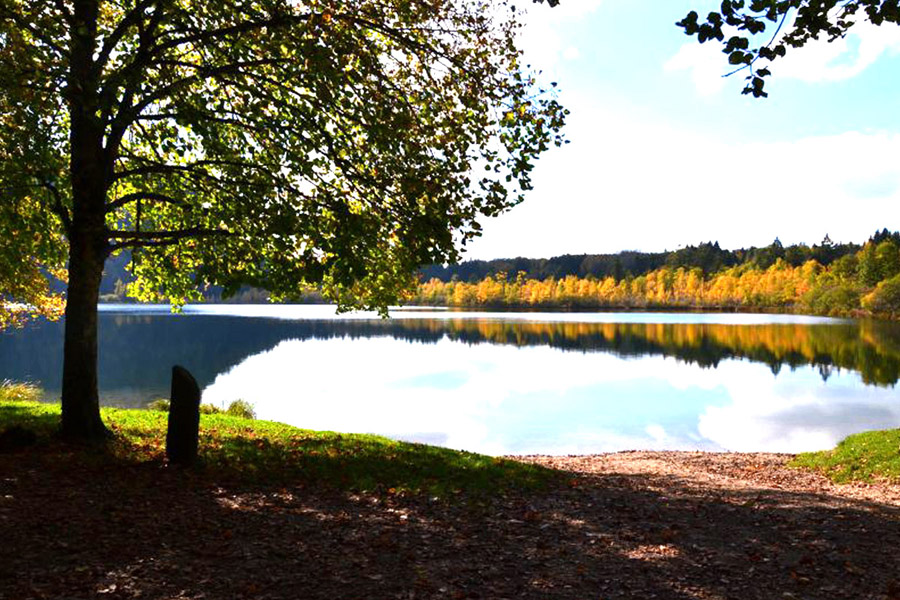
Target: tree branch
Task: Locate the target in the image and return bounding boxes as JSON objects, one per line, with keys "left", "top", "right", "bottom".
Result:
{"left": 102, "top": 10, "right": 308, "bottom": 114}
{"left": 41, "top": 179, "right": 71, "bottom": 235}
{"left": 101, "top": 1, "right": 165, "bottom": 164}
{"left": 721, "top": 7, "right": 792, "bottom": 79}
{"left": 124, "top": 58, "right": 288, "bottom": 121}
{"left": 107, "top": 226, "right": 232, "bottom": 241}
{"left": 0, "top": 4, "right": 70, "bottom": 58}
{"left": 146, "top": 12, "right": 307, "bottom": 60}
{"left": 134, "top": 109, "right": 272, "bottom": 135}
{"left": 94, "top": 0, "right": 158, "bottom": 75}
{"left": 112, "top": 162, "right": 195, "bottom": 180}
{"left": 109, "top": 238, "right": 182, "bottom": 251}
{"left": 51, "top": 0, "right": 73, "bottom": 25}
{"left": 106, "top": 191, "right": 185, "bottom": 213}
{"left": 113, "top": 156, "right": 289, "bottom": 189}
{"left": 335, "top": 12, "right": 468, "bottom": 72}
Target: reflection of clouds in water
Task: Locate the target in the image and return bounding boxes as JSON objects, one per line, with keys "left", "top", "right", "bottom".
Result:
{"left": 698, "top": 371, "right": 900, "bottom": 453}
{"left": 203, "top": 338, "right": 502, "bottom": 452}
{"left": 202, "top": 336, "right": 893, "bottom": 456}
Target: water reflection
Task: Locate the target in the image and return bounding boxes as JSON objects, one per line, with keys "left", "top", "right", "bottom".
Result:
{"left": 1, "top": 306, "right": 898, "bottom": 454}
{"left": 200, "top": 337, "right": 900, "bottom": 455}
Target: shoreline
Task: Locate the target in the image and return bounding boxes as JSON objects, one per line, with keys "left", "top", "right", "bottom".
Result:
{"left": 93, "top": 299, "right": 898, "bottom": 322}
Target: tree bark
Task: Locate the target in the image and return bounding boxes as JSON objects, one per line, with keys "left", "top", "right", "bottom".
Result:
{"left": 60, "top": 0, "right": 110, "bottom": 441}
{"left": 60, "top": 227, "right": 109, "bottom": 440}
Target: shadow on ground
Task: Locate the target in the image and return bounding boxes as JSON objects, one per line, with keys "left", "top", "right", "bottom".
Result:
{"left": 2, "top": 449, "right": 900, "bottom": 600}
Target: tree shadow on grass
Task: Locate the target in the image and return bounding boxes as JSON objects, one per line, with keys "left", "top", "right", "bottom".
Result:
{"left": 3, "top": 448, "right": 900, "bottom": 599}
{"left": 0, "top": 402, "right": 60, "bottom": 442}
{"left": 197, "top": 431, "right": 558, "bottom": 496}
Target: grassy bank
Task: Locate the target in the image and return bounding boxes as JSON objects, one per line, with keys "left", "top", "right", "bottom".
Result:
{"left": 791, "top": 429, "right": 900, "bottom": 483}
{"left": 6, "top": 382, "right": 900, "bottom": 489}
{"left": 0, "top": 384, "right": 556, "bottom": 496}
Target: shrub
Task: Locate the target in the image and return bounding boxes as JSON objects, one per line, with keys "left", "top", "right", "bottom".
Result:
{"left": 803, "top": 282, "right": 862, "bottom": 316}
{"left": 862, "top": 274, "right": 900, "bottom": 318}
{"left": 146, "top": 398, "right": 170, "bottom": 412}
{"left": 144, "top": 398, "right": 254, "bottom": 418}
{"left": 0, "top": 380, "right": 41, "bottom": 403}
{"left": 225, "top": 399, "right": 256, "bottom": 420}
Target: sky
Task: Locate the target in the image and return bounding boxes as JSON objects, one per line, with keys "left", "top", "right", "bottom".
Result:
{"left": 463, "top": 1, "right": 900, "bottom": 260}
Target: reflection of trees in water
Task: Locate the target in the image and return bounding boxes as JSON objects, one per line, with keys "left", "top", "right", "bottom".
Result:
{"left": 411, "top": 319, "right": 900, "bottom": 386}
{"left": 1, "top": 315, "right": 898, "bottom": 402}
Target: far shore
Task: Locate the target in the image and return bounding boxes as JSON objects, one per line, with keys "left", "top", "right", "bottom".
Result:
{"left": 95, "top": 298, "right": 898, "bottom": 322}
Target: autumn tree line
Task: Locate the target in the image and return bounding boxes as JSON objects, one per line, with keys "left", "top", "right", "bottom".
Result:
{"left": 96, "top": 229, "right": 900, "bottom": 319}
{"left": 410, "top": 230, "right": 900, "bottom": 319}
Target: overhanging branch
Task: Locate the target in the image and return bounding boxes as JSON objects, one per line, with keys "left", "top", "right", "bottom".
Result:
{"left": 41, "top": 180, "right": 71, "bottom": 235}
{"left": 108, "top": 226, "right": 232, "bottom": 252}
{"left": 107, "top": 226, "right": 232, "bottom": 241}
{"left": 106, "top": 191, "right": 186, "bottom": 213}
{"left": 0, "top": 4, "right": 69, "bottom": 57}
{"left": 94, "top": 0, "right": 158, "bottom": 75}
{"left": 109, "top": 238, "right": 180, "bottom": 251}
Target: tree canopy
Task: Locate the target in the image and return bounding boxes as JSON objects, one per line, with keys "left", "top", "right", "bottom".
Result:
{"left": 0, "top": 196, "right": 67, "bottom": 328}
{"left": 1, "top": 0, "right": 565, "bottom": 308}
{"left": 0, "top": 0, "right": 565, "bottom": 439}
{"left": 676, "top": 0, "right": 900, "bottom": 97}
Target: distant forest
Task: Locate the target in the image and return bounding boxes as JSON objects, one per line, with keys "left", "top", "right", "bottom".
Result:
{"left": 419, "top": 231, "right": 900, "bottom": 283}
{"left": 97, "top": 229, "right": 900, "bottom": 318}
{"left": 412, "top": 229, "right": 900, "bottom": 319}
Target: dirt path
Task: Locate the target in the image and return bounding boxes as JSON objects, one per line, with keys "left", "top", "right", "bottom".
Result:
{"left": 3, "top": 451, "right": 900, "bottom": 600}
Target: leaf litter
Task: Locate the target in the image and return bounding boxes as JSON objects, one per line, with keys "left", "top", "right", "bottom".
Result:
{"left": 3, "top": 450, "right": 900, "bottom": 599}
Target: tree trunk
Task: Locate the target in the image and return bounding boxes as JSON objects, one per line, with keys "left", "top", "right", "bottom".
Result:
{"left": 60, "top": 0, "right": 109, "bottom": 441}
{"left": 60, "top": 226, "right": 109, "bottom": 441}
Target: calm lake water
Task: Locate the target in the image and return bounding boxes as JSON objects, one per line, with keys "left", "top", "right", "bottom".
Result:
{"left": 2, "top": 304, "right": 900, "bottom": 455}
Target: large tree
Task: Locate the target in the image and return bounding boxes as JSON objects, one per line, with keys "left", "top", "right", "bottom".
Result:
{"left": 0, "top": 0, "right": 566, "bottom": 440}
{"left": 677, "top": 0, "right": 900, "bottom": 97}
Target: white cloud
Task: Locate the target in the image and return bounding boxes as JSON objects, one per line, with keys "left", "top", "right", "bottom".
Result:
{"left": 562, "top": 45, "right": 581, "bottom": 61}
{"left": 664, "top": 42, "right": 730, "bottom": 96}
{"left": 518, "top": 0, "right": 603, "bottom": 70}
{"left": 777, "top": 19, "right": 900, "bottom": 82}
{"left": 666, "top": 17, "right": 900, "bottom": 95}
{"left": 466, "top": 93, "right": 900, "bottom": 258}
{"left": 458, "top": 4, "right": 900, "bottom": 260}
{"left": 528, "top": 0, "right": 605, "bottom": 21}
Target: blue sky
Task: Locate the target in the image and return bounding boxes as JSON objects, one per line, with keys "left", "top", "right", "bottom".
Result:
{"left": 465, "top": 1, "right": 900, "bottom": 259}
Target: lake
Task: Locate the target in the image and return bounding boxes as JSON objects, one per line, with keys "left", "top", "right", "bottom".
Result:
{"left": 2, "top": 304, "right": 899, "bottom": 455}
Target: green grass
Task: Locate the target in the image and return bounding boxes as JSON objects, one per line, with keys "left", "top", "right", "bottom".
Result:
{"left": 791, "top": 428, "right": 900, "bottom": 483}
{"left": 0, "top": 385, "right": 558, "bottom": 497}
